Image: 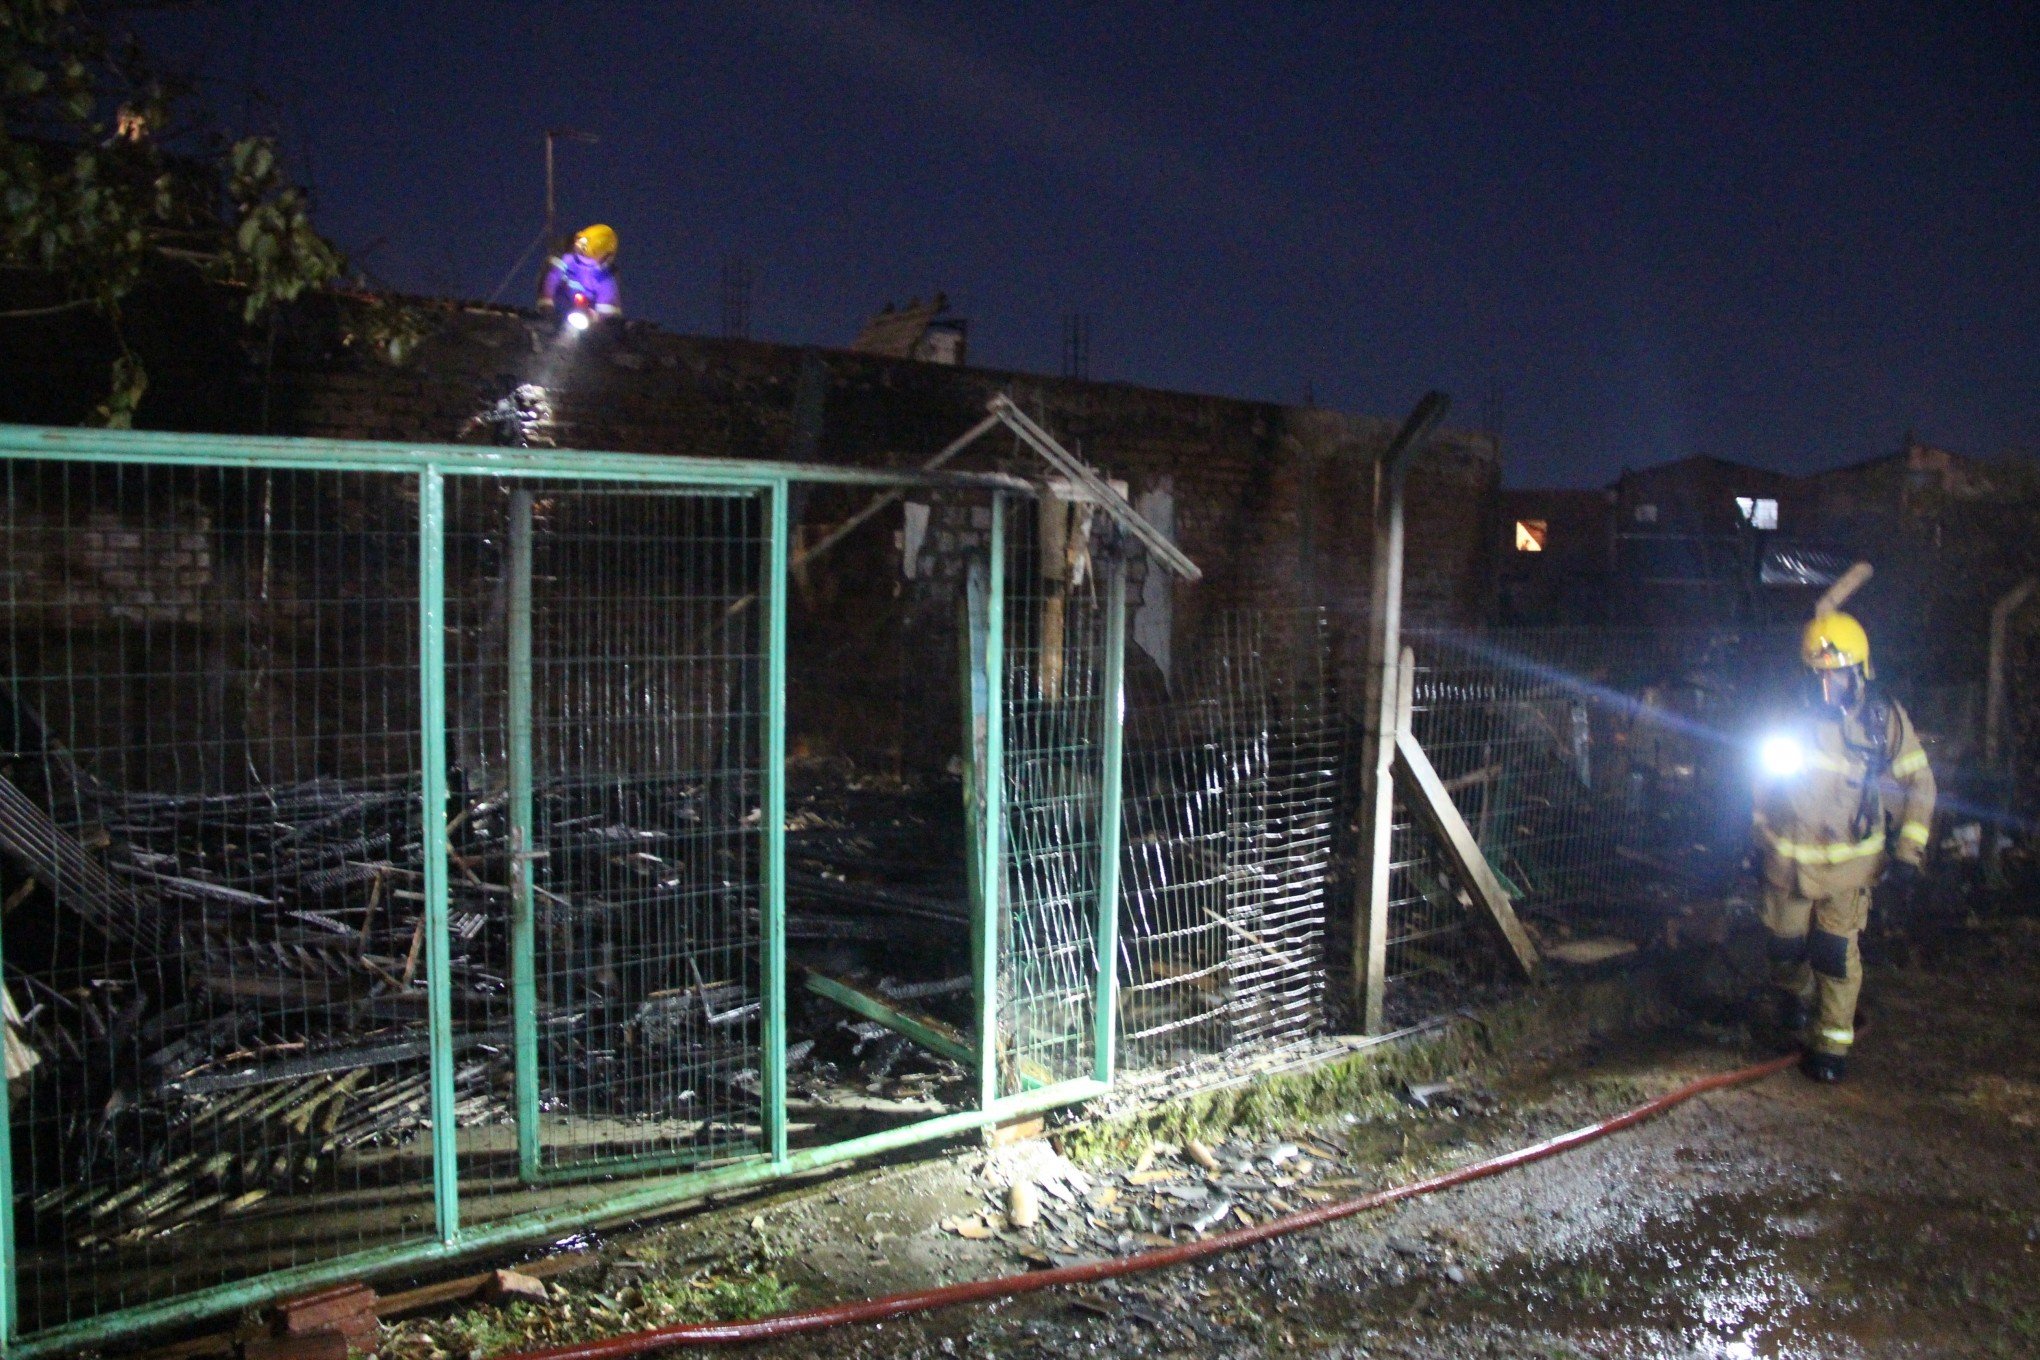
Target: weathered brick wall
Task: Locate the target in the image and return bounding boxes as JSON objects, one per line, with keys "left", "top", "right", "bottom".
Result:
{"left": 1, "top": 278, "right": 1500, "bottom": 774}
{"left": 6, "top": 505, "right": 215, "bottom": 626}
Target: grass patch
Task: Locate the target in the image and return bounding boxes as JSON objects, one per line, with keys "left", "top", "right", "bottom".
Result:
{"left": 381, "top": 1267, "right": 795, "bottom": 1360}
{"left": 1056, "top": 978, "right": 1662, "bottom": 1166}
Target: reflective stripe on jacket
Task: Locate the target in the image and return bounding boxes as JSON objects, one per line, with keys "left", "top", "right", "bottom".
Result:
{"left": 1753, "top": 694, "right": 1936, "bottom": 897}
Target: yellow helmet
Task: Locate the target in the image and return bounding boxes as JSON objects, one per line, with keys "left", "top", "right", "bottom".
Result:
{"left": 574, "top": 223, "right": 618, "bottom": 264}
{"left": 1802, "top": 611, "right": 1870, "bottom": 671}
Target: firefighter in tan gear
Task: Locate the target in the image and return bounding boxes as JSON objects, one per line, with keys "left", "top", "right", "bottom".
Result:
{"left": 1752, "top": 611, "right": 1934, "bottom": 1082}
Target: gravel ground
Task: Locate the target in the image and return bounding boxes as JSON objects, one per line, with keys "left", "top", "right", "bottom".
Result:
{"left": 377, "top": 916, "right": 2040, "bottom": 1360}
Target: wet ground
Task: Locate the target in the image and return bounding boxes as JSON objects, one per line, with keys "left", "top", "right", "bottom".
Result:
{"left": 373, "top": 917, "right": 2040, "bottom": 1360}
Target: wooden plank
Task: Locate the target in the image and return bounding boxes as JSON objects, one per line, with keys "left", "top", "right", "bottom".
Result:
{"left": 1392, "top": 730, "right": 1540, "bottom": 979}
{"left": 376, "top": 1252, "right": 586, "bottom": 1319}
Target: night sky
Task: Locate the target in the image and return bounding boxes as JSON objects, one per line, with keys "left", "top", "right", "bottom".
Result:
{"left": 140, "top": 2, "right": 2038, "bottom": 487}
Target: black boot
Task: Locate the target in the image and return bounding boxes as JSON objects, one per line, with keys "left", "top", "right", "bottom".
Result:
{"left": 1764, "top": 989, "right": 1810, "bottom": 1052}
{"left": 1801, "top": 1050, "right": 1847, "bottom": 1084}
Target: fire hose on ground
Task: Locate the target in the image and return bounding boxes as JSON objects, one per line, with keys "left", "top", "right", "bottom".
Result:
{"left": 497, "top": 1049, "right": 1801, "bottom": 1359}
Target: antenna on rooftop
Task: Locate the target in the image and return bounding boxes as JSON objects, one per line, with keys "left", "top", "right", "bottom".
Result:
{"left": 544, "top": 128, "right": 600, "bottom": 240}
{"left": 1061, "top": 312, "right": 1091, "bottom": 381}
{"left": 721, "top": 255, "right": 755, "bottom": 340}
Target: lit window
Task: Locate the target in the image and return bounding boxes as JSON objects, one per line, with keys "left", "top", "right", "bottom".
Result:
{"left": 1634, "top": 503, "right": 1658, "bottom": 524}
{"left": 1514, "top": 519, "right": 1548, "bottom": 552}
{"left": 1736, "top": 496, "right": 1779, "bottom": 530}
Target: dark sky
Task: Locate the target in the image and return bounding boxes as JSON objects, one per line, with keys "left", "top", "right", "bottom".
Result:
{"left": 140, "top": 2, "right": 2038, "bottom": 487}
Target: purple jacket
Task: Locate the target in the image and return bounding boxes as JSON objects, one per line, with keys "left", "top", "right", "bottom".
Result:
{"left": 539, "top": 252, "right": 620, "bottom": 315}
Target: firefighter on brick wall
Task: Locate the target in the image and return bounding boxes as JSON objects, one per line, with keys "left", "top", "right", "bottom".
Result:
{"left": 1752, "top": 611, "right": 1935, "bottom": 1083}
{"left": 537, "top": 223, "right": 622, "bottom": 332}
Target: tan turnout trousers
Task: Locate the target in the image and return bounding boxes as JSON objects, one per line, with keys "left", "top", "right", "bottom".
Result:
{"left": 1762, "top": 883, "right": 1869, "bottom": 1056}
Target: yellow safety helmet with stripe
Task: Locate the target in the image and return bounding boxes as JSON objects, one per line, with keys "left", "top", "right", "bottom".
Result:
{"left": 574, "top": 223, "right": 618, "bottom": 264}
{"left": 1801, "top": 611, "right": 1870, "bottom": 673}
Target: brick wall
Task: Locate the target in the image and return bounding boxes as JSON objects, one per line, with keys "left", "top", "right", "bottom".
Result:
{"left": 0, "top": 277, "right": 1501, "bottom": 774}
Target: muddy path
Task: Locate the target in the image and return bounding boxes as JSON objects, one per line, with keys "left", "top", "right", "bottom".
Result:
{"left": 375, "top": 920, "right": 2040, "bottom": 1360}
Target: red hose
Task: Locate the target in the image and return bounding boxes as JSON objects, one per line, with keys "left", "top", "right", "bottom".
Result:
{"left": 500, "top": 1051, "right": 1799, "bottom": 1359}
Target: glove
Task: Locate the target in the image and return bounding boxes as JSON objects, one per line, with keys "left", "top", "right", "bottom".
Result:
{"left": 1883, "top": 858, "right": 1923, "bottom": 890}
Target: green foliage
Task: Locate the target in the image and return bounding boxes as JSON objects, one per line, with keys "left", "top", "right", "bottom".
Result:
{"left": 89, "top": 346, "right": 143, "bottom": 427}
{"left": 1566, "top": 1266, "right": 1609, "bottom": 1304}
{"left": 2, "top": 1, "right": 174, "bottom": 315}
{"left": 1, "top": 0, "right": 343, "bottom": 421}
{"left": 382, "top": 1269, "right": 796, "bottom": 1360}
{"left": 341, "top": 292, "right": 437, "bottom": 365}
{"left": 220, "top": 135, "right": 342, "bottom": 323}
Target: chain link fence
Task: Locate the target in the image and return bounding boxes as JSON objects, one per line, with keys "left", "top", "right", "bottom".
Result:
{"left": 1382, "top": 626, "right": 1800, "bottom": 1021}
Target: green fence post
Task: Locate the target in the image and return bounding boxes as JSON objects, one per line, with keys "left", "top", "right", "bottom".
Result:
{"left": 418, "top": 467, "right": 460, "bottom": 1244}
{"left": 762, "top": 481, "right": 790, "bottom": 1164}
{"left": 0, "top": 876, "right": 16, "bottom": 1348}
{"left": 977, "top": 493, "right": 1006, "bottom": 1112}
{"left": 960, "top": 561, "right": 989, "bottom": 1056}
{"left": 1092, "top": 555, "right": 1128, "bottom": 1086}
{"left": 507, "top": 488, "right": 539, "bottom": 1182}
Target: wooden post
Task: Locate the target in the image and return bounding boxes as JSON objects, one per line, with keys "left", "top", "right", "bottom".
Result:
{"left": 1038, "top": 492, "right": 1070, "bottom": 699}
{"left": 1393, "top": 729, "right": 1541, "bottom": 979}
{"left": 1356, "top": 393, "right": 1449, "bottom": 1034}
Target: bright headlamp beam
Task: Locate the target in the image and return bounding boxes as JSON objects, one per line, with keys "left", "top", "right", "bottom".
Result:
{"left": 566, "top": 309, "right": 592, "bottom": 332}
{"left": 1758, "top": 733, "right": 1805, "bottom": 778}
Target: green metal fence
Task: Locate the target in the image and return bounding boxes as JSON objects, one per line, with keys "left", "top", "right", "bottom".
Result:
{"left": 0, "top": 425, "right": 1132, "bottom": 1354}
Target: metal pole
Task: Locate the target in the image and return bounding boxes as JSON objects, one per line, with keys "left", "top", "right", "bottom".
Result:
{"left": 762, "top": 481, "right": 791, "bottom": 1163}
{"left": 0, "top": 881, "right": 16, "bottom": 1349}
{"left": 977, "top": 493, "right": 1006, "bottom": 1111}
{"left": 418, "top": 468, "right": 461, "bottom": 1242}
{"left": 960, "top": 560, "right": 989, "bottom": 1057}
{"left": 1091, "top": 555, "right": 1128, "bottom": 1085}
{"left": 544, "top": 128, "right": 597, "bottom": 245}
{"left": 1986, "top": 578, "right": 2037, "bottom": 772}
{"left": 507, "top": 489, "right": 539, "bottom": 1182}
{"left": 1357, "top": 393, "right": 1449, "bottom": 1035}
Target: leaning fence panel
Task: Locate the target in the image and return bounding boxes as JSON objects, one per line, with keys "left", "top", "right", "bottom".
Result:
{"left": 0, "top": 461, "right": 436, "bottom": 1336}
{"left": 1115, "top": 609, "right": 1339, "bottom": 1078}
{"left": 996, "top": 497, "right": 1107, "bottom": 1096}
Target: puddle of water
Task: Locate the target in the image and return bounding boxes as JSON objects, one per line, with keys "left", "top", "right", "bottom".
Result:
{"left": 1343, "top": 1187, "right": 2039, "bottom": 1358}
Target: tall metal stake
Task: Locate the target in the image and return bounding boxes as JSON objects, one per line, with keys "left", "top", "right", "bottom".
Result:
{"left": 977, "top": 494, "right": 1006, "bottom": 1111}
{"left": 762, "top": 481, "right": 791, "bottom": 1163}
{"left": 507, "top": 489, "right": 539, "bottom": 1181}
{"left": 1091, "top": 555, "right": 1128, "bottom": 1084}
{"left": 0, "top": 870, "right": 16, "bottom": 1348}
{"left": 418, "top": 468, "right": 461, "bottom": 1241}
{"left": 1357, "top": 393, "right": 1449, "bottom": 1034}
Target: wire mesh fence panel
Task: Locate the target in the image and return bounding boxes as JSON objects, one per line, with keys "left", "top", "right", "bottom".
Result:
{"left": 0, "top": 436, "right": 1139, "bottom": 1344}
{"left": 996, "top": 498, "right": 1107, "bottom": 1095}
{"left": 0, "top": 461, "right": 436, "bottom": 1335}
{"left": 1116, "top": 609, "right": 1339, "bottom": 1076}
{"left": 776, "top": 485, "right": 988, "bottom": 1144}
{"left": 442, "top": 480, "right": 768, "bottom": 1215}
{"left": 1383, "top": 626, "right": 1799, "bottom": 1021}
